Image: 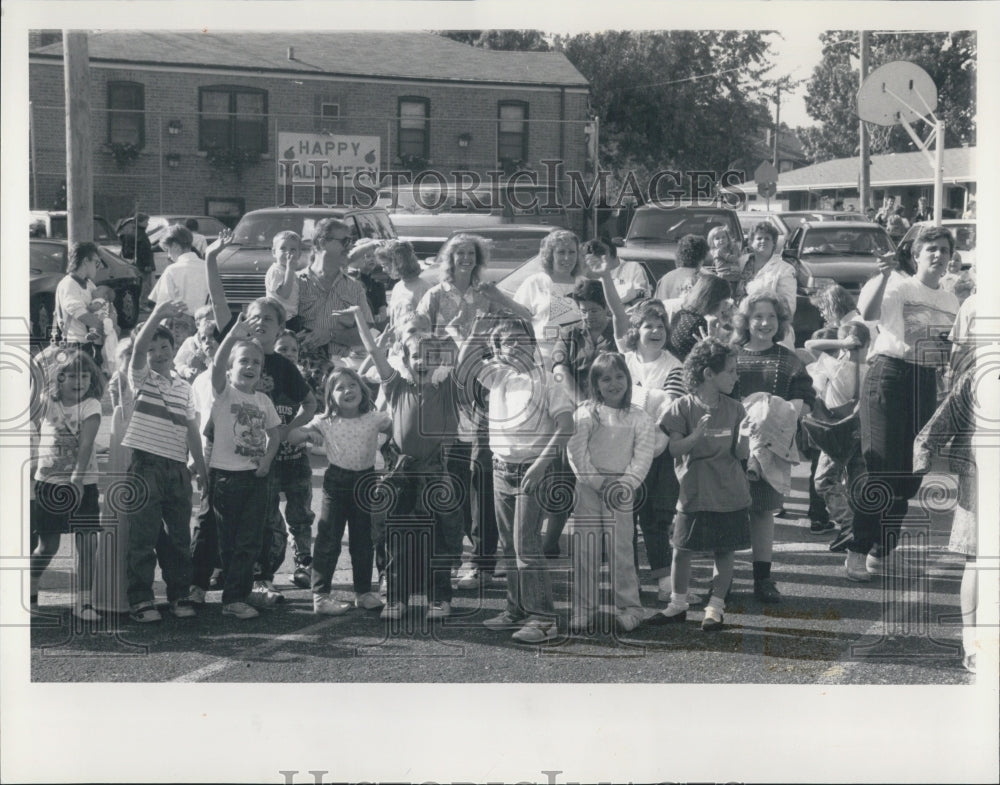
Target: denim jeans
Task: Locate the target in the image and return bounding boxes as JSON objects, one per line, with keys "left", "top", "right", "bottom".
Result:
{"left": 270, "top": 454, "right": 315, "bottom": 566}
{"left": 383, "top": 454, "right": 463, "bottom": 605}
{"left": 311, "top": 464, "right": 375, "bottom": 595}
{"left": 850, "top": 355, "right": 939, "bottom": 554}
{"left": 815, "top": 448, "right": 866, "bottom": 529}
{"left": 210, "top": 468, "right": 269, "bottom": 604}
{"left": 256, "top": 469, "right": 288, "bottom": 581}
{"left": 492, "top": 457, "right": 555, "bottom": 619}
{"left": 445, "top": 438, "right": 500, "bottom": 572}
{"left": 633, "top": 449, "right": 678, "bottom": 578}
{"left": 190, "top": 487, "right": 220, "bottom": 590}
{"left": 125, "top": 450, "right": 193, "bottom": 607}
{"left": 541, "top": 448, "right": 576, "bottom": 557}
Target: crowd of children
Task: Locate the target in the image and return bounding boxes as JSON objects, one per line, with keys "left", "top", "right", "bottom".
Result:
{"left": 28, "top": 222, "right": 978, "bottom": 669}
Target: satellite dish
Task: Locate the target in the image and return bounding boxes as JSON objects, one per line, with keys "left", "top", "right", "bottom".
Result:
{"left": 857, "top": 60, "right": 938, "bottom": 127}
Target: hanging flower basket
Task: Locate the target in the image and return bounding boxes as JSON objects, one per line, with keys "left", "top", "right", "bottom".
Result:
{"left": 105, "top": 141, "right": 140, "bottom": 170}
{"left": 205, "top": 147, "right": 262, "bottom": 180}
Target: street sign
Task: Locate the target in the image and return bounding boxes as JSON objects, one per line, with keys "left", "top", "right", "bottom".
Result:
{"left": 757, "top": 181, "right": 777, "bottom": 199}
{"left": 754, "top": 161, "right": 779, "bottom": 185}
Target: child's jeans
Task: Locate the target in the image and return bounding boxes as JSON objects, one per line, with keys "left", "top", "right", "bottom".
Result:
{"left": 814, "top": 447, "right": 866, "bottom": 529}
{"left": 269, "top": 453, "right": 315, "bottom": 567}
{"left": 570, "top": 482, "right": 643, "bottom": 620}
{"left": 311, "top": 464, "right": 375, "bottom": 596}
{"left": 633, "top": 450, "right": 678, "bottom": 579}
{"left": 125, "top": 450, "right": 193, "bottom": 608}
{"left": 382, "top": 454, "right": 463, "bottom": 606}
{"left": 210, "top": 468, "right": 268, "bottom": 605}
{"left": 492, "top": 456, "right": 556, "bottom": 620}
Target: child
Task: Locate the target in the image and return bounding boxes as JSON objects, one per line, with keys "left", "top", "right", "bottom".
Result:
{"left": 707, "top": 225, "right": 742, "bottom": 288}
{"left": 566, "top": 352, "right": 654, "bottom": 633}
{"left": 121, "top": 301, "right": 209, "bottom": 622}
{"left": 164, "top": 310, "right": 197, "bottom": 355}
{"left": 30, "top": 348, "right": 105, "bottom": 621}
{"left": 265, "top": 231, "right": 305, "bottom": 333}
{"left": 341, "top": 304, "right": 464, "bottom": 623}
{"left": 87, "top": 284, "right": 119, "bottom": 375}
{"left": 379, "top": 240, "right": 432, "bottom": 335}
{"left": 268, "top": 329, "right": 318, "bottom": 586}
{"left": 457, "top": 315, "right": 574, "bottom": 643}
{"left": 649, "top": 338, "right": 751, "bottom": 631}
{"left": 288, "top": 367, "right": 392, "bottom": 614}
{"left": 149, "top": 224, "right": 211, "bottom": 317}
{"left": 206, "top": 313, "right": 282, "bottom": 619}
{"left": 803, "top": 322, "right": 870, "bottom": 552}
{"left": 174, "top": 305, "right": 218, "bottom": 382}
{"left": 732, "top": 291, "right": 815, "bottom": 603}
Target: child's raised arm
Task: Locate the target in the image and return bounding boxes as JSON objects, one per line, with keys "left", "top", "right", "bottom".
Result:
{"left": 130, "top": 300, "right": 185, "bottom": 374}
{"left": 335, "top": 305, "right": 393, "bottom": 382}
{"left": 212, "top": 312, "right": 254, "bottom": 394}
{"left": 204, "top": 229, "right": 235, "bottom": 332}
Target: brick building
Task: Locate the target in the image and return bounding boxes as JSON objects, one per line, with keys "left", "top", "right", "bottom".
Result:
{"left": 28, "top": 31, "right": 590, "bottom": 227}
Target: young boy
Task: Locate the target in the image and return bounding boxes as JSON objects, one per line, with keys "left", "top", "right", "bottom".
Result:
{"left": 174, "top": 305, "right": 218, "bottom": 382}
{"left": 122, "top": 300, "right": 209, "bottom": 622}
{"left": 803, "top": 321, "right": 871, "bottom": 552}
{"left": 341, "top": 305, "right": 464, "bottom": 622}
{"left": 265, "top": 231, "right": 304, "bottom": 333}
{"left": 206, "top": 314, "right": 282, "bottom": 619}
{"left": 149, "top": 224, "right": 210, "bottom": 317}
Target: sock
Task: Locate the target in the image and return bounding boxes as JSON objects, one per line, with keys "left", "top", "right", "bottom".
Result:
{"left": 664, "top": 592, "right": 690, "bottom": 617}
{"left": 707, "top": 595, "right": 725, "bottom": 613}
{"left": 753, "top": 561, "right": 771, "bottom": 582}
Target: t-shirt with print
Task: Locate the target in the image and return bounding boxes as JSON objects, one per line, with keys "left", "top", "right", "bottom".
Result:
{"left": 660, "top": 393, "right": 750, "bottom": 513}
{"left": 477, "top": 362, "right": 574, "bottom": 463}
{"left": 869, "top": 276, "right": 959, "bottom": 366}
{"left": 309, "top": 410, "right": 393, "bottom": 471}
{"left": 626, "top": 350, "right": 682, "bottom": 391}
{"left": 207, "top": 384, "right": 281, "bottom": 471}
{"left": 382, "top": 372, "right": 459, "bottom": 462}
{"left": 34, "top": 397, "right": 102, "bottom": 485}
{"left": 257, "top": 351, "right": 311, "bottom": 462}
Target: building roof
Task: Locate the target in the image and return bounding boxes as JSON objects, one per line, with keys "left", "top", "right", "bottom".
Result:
{"left": 739, "top": 146, "right": 976, "bottom": 191}
{"left": 30, "top": 31, "right": 589, "bottom": 89}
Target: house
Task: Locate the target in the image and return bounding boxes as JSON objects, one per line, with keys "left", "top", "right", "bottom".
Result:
{"left": 28, "top": 31, "right": 590, "bottom": 227}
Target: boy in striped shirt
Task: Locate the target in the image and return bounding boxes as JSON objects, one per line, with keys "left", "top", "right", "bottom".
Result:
{"left": 122, "top": 301, "right": 208, "bottom": 623}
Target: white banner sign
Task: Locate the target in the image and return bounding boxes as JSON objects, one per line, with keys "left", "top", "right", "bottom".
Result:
{"left": 277, "top": 132, "right": 380, "bottom": 185}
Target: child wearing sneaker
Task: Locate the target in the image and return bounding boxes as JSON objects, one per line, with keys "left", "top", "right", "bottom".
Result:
{"left": 649, "top": 338, "right": 751, "bottom": 631}
{"left": 288, "top": 367, "right": 391, "bottom": 615}
{"left": 206, "top": 314, "right": 282, "bottom": 620}
{"left": 566, "top": 352, "right": 654, "bottom": 634}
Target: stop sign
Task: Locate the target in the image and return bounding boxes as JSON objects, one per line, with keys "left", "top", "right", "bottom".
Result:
{"left": 754, "top": 161, "right": 779, "bottom": 184}
{"left": 757, "top": 181, "right": 777, "bottom": 199}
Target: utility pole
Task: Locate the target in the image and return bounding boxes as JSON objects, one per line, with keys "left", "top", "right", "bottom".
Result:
{"left": 772, "top": 84, "right": 781, "bottom": 168}
{"left": 858, "top": 30, "right": 871, "bottom": 212}
{"left": 64, "top": 31, "right": 94, "bottom": 244}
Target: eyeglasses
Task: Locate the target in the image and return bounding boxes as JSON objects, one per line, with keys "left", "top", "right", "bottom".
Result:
{"left": 327, "top": 235, "right": 353, "bottom": 250}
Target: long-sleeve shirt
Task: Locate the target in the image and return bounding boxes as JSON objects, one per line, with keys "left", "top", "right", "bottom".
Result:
{"left": 733, "top": 344, "right": 816, "bottom": 409}
{"left": 567, "top": 403, "right": 655, "bottom": 491}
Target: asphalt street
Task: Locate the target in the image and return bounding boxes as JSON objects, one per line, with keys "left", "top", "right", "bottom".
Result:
{"left": 26, "top": 407, "right": 974, "bottom": 685}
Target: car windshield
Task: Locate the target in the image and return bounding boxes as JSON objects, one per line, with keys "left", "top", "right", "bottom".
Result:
{"left": 627, "top": 210, "right": 738, "bottom": 243}
{"left": 46, "top": 216, "right": 116, "bottom": 243}
{"left": 800, "top": 226, "right": 893, "bottom": 257}
{"left": 232, "top": 213, "right": 338, "bottom": 247}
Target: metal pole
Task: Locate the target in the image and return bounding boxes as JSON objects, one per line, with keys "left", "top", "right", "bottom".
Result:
{"left": 64, "top": 31, "right": 94, "bottom": 244}
{"left": 158, "top": 112, "right": 164, "bottom": 212}
{"left": 30, "top": 100, "right": 39, "bottom": 209}
{"left": 858, "top": 31, "right": 871, "bottom": 212}
{"left": 593, "top": 115, "right": 600, "bottom": 239}
{"left": 933, "top": 118, "right": 944, "bottom": 225}
{"left": 772, "top": 85, "right": 780, "bottom": 168}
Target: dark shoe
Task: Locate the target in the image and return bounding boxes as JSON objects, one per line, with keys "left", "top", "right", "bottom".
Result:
{"left": 828, "top": 526, "right": 853, "bottom": 553}
{"left": 291, "top": 566, "right": 311, "bottom": 589}
{"left": 645, "top": 609, "right": 687, "bottom": 626}
{"left": 809, "top": 519, "right": 836, "bottom": 534}
{"left": 754, "top": 578, "right": 781, "bottom": 604}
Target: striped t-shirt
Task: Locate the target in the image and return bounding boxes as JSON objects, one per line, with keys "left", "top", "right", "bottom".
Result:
{"left": 121, "top": 365, "right": 196, "bottom": 463}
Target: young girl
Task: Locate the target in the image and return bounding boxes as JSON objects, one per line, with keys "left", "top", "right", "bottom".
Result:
{"left": 265, "top": 231, "right": 304, "bottom": 332}
{"left": 289, "top": 367, "right": 392, "bottom": 614}
{"left": 31, "top": 348, "right": 105, "bottom": 621}
{"left": 707, "top": 225, "right": 742, "bottom": 289}
{"left": 457, "top": 315, "right": 574, "bottom": 643}
{"left": 649, "top": 338, "right": 751, "bottom": 631}
{"left": 732, "top": 292, "right": 815, "bottom": 603}
{"left": 566, "top": 352, "right": 654, "bottom": 634}
{"left": 379, "top": 240, "right": 432, "bottom": 336}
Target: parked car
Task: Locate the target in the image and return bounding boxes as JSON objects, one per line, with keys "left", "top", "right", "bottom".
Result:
{"left": 214, "top": 207, "right": 396, "bottom": 308}
{"left": 29, "top": 238, "right": 142, "bottom": 343}
{"left": 736, "top": 212, "right": 789, "bottom": 255}
{"left": 777, "top": 210, "right": 867, "bottom": 233}
{"left": 780, "top": 221, "right": 895, "bottom": 345}
{"left": 614, "top": 205, "right": 745, "bottom": 282}
{"left": 29, "top": 211, "right": 120, "bottom": 254}
{"left": 896, "top": 219, "right": 976, "bottom": 272}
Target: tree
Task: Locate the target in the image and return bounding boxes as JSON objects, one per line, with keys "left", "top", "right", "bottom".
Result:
{"left": 553, "top": 30, "right": 778, "bottom": 197}
{"left": 802, "top": 30, "right": 976, "bottom": 162}
{"left": 437, "top": 30, "right": 550, "bottom": 51}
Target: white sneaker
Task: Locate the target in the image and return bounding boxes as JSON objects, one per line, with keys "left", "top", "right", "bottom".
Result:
{"left": 845, "top": 552, "right": 872, "bottom": 582}
{"left": 614, "top": 612, "right": 642, "bottom": 633}
{"left": 512, "top": 619, "right": 558, "bottom": 644}
{"left": 222, "top": 601, "right": 259, "bottom": 620}
{"left": 426, "top": 601, "right": 452, "bottom": 619}
{"left": 457, "top": 567, "right": 492, "bottom": 590}
{"left": 355, "top": 592, "right": 385, "bottom": 610}
{"left": 169, "top": 600, "right": 196, "bottom": 619}
{"left": 249, "top": 580, "right": 278, "bottom": 607}
{"left": 313, "top": 595, "right": 352, "bottom": 616}
{"left": 380, "top": 602, "right": 406, "bottom": 621}
{"left": 866, "top": 553, "right": 885, "bottom": 574}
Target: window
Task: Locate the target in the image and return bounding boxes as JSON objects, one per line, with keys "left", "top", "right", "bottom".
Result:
{"left": 321, "top": 102, "right": 340, "bottom": 121}
{"left": 398, "top": 97, "right": 429, "bottom": 160}
{"left": 199, "top": 86, "right": 268, "bottom": 153}
{"left": 317, "top": 100, "right": 341, "bottom": 133}
{"left": 107, "top": 81, "right": 145, "bottom": 147}
{"left": 497, "top": 101, "right": 528, "bottom": 162}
